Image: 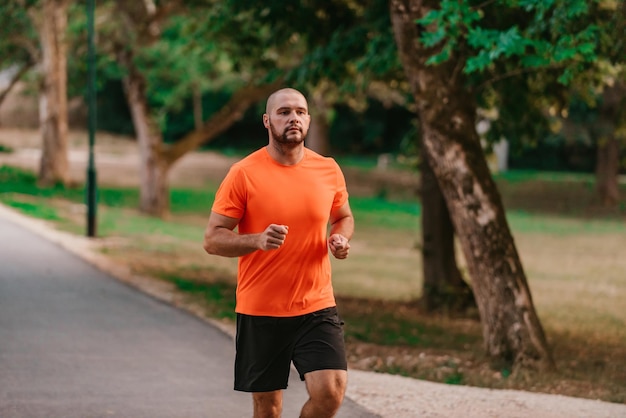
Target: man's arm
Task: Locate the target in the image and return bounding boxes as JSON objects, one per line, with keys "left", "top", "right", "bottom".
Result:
{"left": 328, "top": 201, "right": 354, "bottom": 259}
{"left": 203, "top": 211, "right": 289, "bottom": 257}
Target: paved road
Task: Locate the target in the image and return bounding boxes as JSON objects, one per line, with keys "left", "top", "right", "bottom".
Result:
{"left": 0, "top": 215, "right": 377, "bottom": 418}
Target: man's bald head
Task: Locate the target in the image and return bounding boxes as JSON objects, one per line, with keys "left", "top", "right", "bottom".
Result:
{"left": 265, "top": 88, "right": 308, "bottom": 115}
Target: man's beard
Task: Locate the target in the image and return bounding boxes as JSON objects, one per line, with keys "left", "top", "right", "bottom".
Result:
{"left": 269, "top": 121, "right": 306, "bottom": 145}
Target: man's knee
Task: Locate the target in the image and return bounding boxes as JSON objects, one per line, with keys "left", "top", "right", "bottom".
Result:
{"left": 253, "top": 391, "right": 282, "bottom": 418}
{"left": 306, "top": 370, "right": 347, "bottom": 413}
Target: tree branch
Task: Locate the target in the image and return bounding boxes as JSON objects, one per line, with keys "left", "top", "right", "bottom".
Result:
{"left": 9, "top": 35, "right": 40, "bottom": 63}
{"left": 475, "top": 64, "right": 562, "bottom": 91}
{"left": 163, "top": 80, "right": 283, "bottom": 166}
{"left": 0, "top": 62, "right": 33, "bottom": 110}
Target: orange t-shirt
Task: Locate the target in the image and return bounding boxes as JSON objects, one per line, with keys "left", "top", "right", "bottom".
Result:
{"left": 211, "top": 147, "right": 349, "bottom": 317}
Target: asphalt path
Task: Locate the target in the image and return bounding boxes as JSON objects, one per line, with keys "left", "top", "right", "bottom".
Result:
{"left": 0, "top": 214, "right": 377, "bottom": 418}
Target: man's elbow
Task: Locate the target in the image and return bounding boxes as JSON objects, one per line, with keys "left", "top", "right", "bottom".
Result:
{"left": 203, "top": 234, "right": 218, "bottom": 255}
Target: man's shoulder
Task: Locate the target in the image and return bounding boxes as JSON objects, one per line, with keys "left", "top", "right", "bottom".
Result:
{"left": 304, "top": 148, "right": 339, "bottom": 166}
{"left": 303, "top": 149, "right": 344, "bottom": 176}
{"left": 232, "top": 148, "right": 268, "bottom": 170}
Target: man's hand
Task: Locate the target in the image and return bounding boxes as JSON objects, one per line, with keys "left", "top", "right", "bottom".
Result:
{"left": 259, "top": 224, "right": 289, "bottom": 250}
{"left": 328, "top": 234, "right": 350, "bottom": 259}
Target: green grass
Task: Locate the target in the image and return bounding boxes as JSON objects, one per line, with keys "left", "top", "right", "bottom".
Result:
{"left": 341, "top": 306, "right": 480, "bottom": 348}
{"left": 494, "top": 169, "right": 598, "bottom": 184}
{"left": 507, "top": 210, "right": 626, "bottom": 235}
{"left": 335, "top": 154, "right": 415, "bottom": 171}
{"left": 160, "top": 274, "right": 237, "bottom": 320}
{"left": 0, "top": 165, "right": 217, "bottom": 214}
{"left": 2, "top": 198, "right": 61, "bottom": 221}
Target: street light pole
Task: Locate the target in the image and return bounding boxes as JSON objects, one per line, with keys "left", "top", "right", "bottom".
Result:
{"left": 86, "top": 0, "right": 98, "bottom": 237}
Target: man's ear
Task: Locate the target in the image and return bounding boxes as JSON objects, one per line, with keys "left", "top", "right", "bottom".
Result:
{"left": 262, "top": 114, "right": 270, "bottom": 128}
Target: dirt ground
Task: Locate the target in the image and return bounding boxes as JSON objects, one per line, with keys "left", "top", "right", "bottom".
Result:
{"left": 1, "top": 128, "right": 625, "bottom": 417}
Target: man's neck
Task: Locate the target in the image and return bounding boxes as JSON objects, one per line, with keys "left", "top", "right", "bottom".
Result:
{"left": 266, "top": 143, "right": 305, "bottom": 166}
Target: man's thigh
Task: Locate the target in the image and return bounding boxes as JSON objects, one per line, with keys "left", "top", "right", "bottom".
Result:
{"left": 292, "top": 307, "right": 348, "bottom": 380}
{"left": 235, "top": 314, "right": 296, "bottom": 392}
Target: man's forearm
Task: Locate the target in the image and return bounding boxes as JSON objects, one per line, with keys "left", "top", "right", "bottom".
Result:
{"left": 329, "top": 215, "right": 354, "bottom": 241}
{"left": 203, "top": 228, "right": 260, "bottom": 257}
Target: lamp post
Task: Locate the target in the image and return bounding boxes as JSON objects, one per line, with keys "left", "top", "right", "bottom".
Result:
{"left": 86, "top": 0, "right": 97, "bottom": 237}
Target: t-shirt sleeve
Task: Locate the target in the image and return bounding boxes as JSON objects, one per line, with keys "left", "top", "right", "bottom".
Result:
{"left": 211, "top": 165, "right": 247, "bottom": 219}
{"left": 332, "top": 161, "right": 349, "bottom": 210}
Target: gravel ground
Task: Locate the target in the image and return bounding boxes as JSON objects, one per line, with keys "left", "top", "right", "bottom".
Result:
{"left": 2, "top": 204, "right": 625, "bottom": 418}
{"left": 347, "top": 369, "right": 626, "bottom": 418}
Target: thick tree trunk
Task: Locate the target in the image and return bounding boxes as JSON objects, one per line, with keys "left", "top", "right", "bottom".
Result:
{"left": 37, "top": 0, "right": 69, "bottom": 186}
{"left": 306, "top": 90, "right": 331, "bottom": 156}
{"left": 420, "top": 141, "right": 474, "bottom": 313}
{"left": 390, "top": 0, "right": 554, "bottom": 371}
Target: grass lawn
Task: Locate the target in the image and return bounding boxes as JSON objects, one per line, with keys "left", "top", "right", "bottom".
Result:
{"left": 1, "top": 162, "right": 625, "bottom": 404}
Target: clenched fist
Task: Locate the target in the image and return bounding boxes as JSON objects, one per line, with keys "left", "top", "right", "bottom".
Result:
{"left": 328, "top": 234, "right": 350, "bottom": 259}
{"left": 259, "top": 224, "right": 289, "bottom": 250}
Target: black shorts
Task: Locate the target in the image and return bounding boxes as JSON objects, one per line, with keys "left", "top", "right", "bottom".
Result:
{"left": 234, "top": 306, "right": 347, "bottom": 392}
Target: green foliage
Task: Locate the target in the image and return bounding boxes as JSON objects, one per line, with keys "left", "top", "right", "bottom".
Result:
{"left": 0, "top": 2, "right": 37, "bottom": 70}
{"left": 417, "top": 0, "right": 606, "bottom": 82}
{"left": 412, "top": 0, "right": 624, "bottom": 154}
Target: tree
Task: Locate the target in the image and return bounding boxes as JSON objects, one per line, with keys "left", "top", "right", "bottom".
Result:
{"left": 569, "top": 0, "right": 625, "bottom": 206}
{"left": 93, "top": 0, "right": 380, "bottom": 216}
{"left": 0, "top": 0, "right": 71, "bottom": 186}
{"left": 594, "top": 81, "right": 626, "bottom": 205}
{"left": 93, "top": 0, "right": 282, "bottom": 217}
{"left": 564, "top": 80, "right": 626, "bottom": 206}
{"left": 389, "top": 0, "right": 622, "bottom": 371}
{"left": 33, "top": 0, "right": 70, "bottom": 186}
{"left": 389, "top": 0, "right": 539, "bottom": 371}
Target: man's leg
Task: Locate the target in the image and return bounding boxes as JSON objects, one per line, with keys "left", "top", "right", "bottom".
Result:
{"left": 253, "top": 390, "right": 283, "bottom": 418}
{"left": 300, "top": 369, "right": 347, "bottom": 418}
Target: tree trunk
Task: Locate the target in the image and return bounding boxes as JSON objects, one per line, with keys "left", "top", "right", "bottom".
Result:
{"left": 420, "top": 141, "right": 475, "bottom": 313}
{"left": 595, "top": 137, "right": 620, "bottom": 206}
{"left": 594, "top": 82, "right": 625, "bottom": 206}
{"left": 390, "top": 0, "right": 554, "bottom": 371}
{"left": 37, "top": 0, "right": 69, "bottom": 186}
{"left": 306, "top": 90, "right": 331, "bottom": 156}
{"left": 117, "top": 47, "right": 170, "bottom": 217}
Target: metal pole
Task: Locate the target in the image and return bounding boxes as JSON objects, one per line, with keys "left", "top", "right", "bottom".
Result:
{"left": 86, "top": 0, "right": 97, "bottom": 237}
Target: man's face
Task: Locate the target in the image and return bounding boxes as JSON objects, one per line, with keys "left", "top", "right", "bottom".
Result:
{"left": 264, "top": 91, "right": 310, "bottom": 145}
